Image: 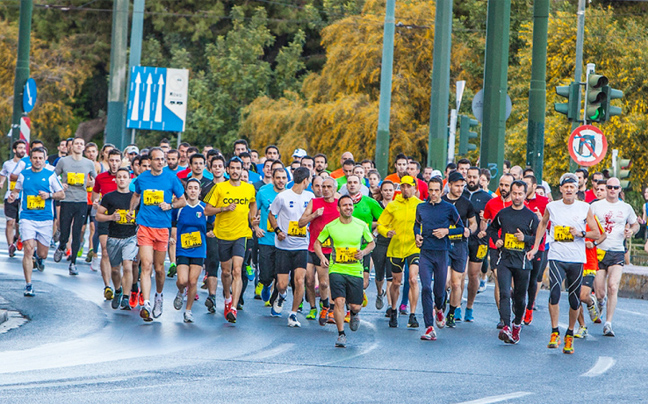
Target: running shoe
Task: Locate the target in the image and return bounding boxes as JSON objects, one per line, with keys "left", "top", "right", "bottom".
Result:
{"left": 496, "top": 319, "right": 505, "bottom": 330}
{"left": 587, "top": 300, "right": 600, "bottom": 323}
{"left": 399, "top": 304, "right": 408, "bottom": 316}
{"left": 271, "top": 295, "right": 285, "bottom": 317}
{"left": 53, "top": 248, "right": 64, "bottom": 263}
{"left": 195, "top": 293, "right": 199, "bottom": 301}
{"left": 574, "top": 325, "right": 588, "bottom": 339}
{"left": 90, "top": 256, "right": 100, "bottom": 272}
{"left": 167, "top": 263, "right": 177, "bottom": 278}
{"left": 24, "top": 284, "right": 35, "bottom": 297}
{"left": 53, "top": 229, "right": 60, "bottom": 243}
{"left": 245, "top": 265, "right": 254, "bottom": 281}
{"left": 389, "top": 308, "right": 398, "bottom": 328}
{"left": 237, "top": 302, "right": 243, "bottom": 311}
{"left": 77, "top": 246, "right": 84, "bottom": 258}
{"left": 288, "top": 313, "right": 301, "bottom": 327}
{"left": 511, "top": 324, "right": 521, "bottom": 344}
{"left": 349, "top": 312, "right": 360, "bottom": 331}
{"left": 498, "top": 325, "right": 513, "bottom": 344}
{"left": 111, "top": 288, "right": 123, "bottom": 310}
{"left": 50, "top": 239, "right": 56, "bottom": 249}
{"left": 227, "top": 308, "right": 237, "bottom": 323}
{"left": 563, "top": 334, "right": 574, "bottom": 354}
{"left": 362, "top": 291, "right": 368, "bottom": 308}
{"left": 205, "top": 295, "right": 216, "bottom": 313}
{"left": 464, "top": 308, "right": 474, "bottom": 322}
{"left": 335, "top": 333, "right": 347, "bottom": 348}
{"left": 264, "top": 301, "right": 271, "bottom": 307}
{"left": 69, "top": 263, "right": 79, "bottom": 276}
{"left": 375, "top": 290, "right": 385, "bottom": 310}
{"left": 66, "top": 248, "right": 71, "bottom": 260}
{"left": 454, "top": 307, "right": 462, "bottom": 322}
{"left": 173, "top": 290, "right": 184, "bottom": 310}
{"left": 523, "top": 308, "right": 533, "bottom": 325}
{"left": 34, "top": 256, "right": 45, "bottom": 272}
{"left": 327, "top": 310, "right": 335, "bottom": 324}
{"left": 16, "top": 237, "right": 23, "bottom": 251}
{"left": 344, "top": 311, "right": 350, "bottom": 323}
{"left": 318, "top": 308, "right": 328, "bottom": 326}
{"left": 297, "top": 301, "right": 303, "bottom": 314}
{"left": 139, "top": 291, "right": 144, "bottom": 307}
{"left": 603, "top": 322, "right": 615, "bottom": 337}
{"left": 8, "top": 244, "right": 16, "bottom": 257}
{"left": 129, "top": 290, "right": 138, "bottom": 308}
{"left": 477, "top": 278, "right": 487, "bottom": 293}
{"left": 435, "top": 310, "right": 446, "bottom": 329}
{"left": 184, "top": 311, "right": 194, "bottom": 323}
{"left": 152, "top": 294, "right": 163, "bottom": 318}
{"left": 201, "top": 274, "right": 207, "bottom": 289}
{"left": 596, "top": 296, "right": 606, "bottom": 323}
{"left": 407, "top": 313, "right": 419, "bottom": 329}
{"left": 385, "top": 307, "right": 393, "bottom": 318}
{"left": 306, "top": 308, "right": 317, "bottom": 320}
{"left": 446, "top": 312, "right": 456, "bottom": 328}
{"left": 421, "top": 326, "right": 437, "bottom": 341}
{"left": 254, "top": 283, "right": 263, "bottom": 300}
{"left": 104, "top": 286, "right": 114, "bottom": 301}
{"left": 547, "top": 332, "right": 561, "bottom": 348}
{"left": 261, "top": 285, "right": 271, "bottom": 302}
{"left": 85, "top": 248, "right": 94, "bottom": 263}
{"left": 140, "top": 301, "right": 153, "bottom": 322}
{"left": 224, "top": 300, "right": 233, "bottom": 320}
{"left": 120, "top": 294, "right": 130, "bottom": 310}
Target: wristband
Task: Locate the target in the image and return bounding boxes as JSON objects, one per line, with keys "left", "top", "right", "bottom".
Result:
{"left": 274, "top": 227, "right": 282, "bottom": 234}
{"left": 581, "top": 230, "right": 586, "bottom": 238}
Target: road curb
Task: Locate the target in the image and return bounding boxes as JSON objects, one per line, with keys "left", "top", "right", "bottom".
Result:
{"left": 0, "top": 309, "right": 7, "bottom": 325}
{"left": 619, "top": 265, "right": 648, "bottom": 300}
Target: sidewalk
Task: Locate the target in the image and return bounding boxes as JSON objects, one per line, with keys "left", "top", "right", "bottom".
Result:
{"left": 619, "top": 265, "right": 648, "bottom": 300}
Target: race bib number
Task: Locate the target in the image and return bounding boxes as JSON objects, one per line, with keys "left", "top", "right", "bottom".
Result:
{"left": 67, "top": 172, "right": 85, "bottom": 186}
{"left": 476, "top": 244, "right": 487, "bottom": 259}
{"left": 287, "top": 221, "right": 307, "bottom": 237}
{"left": 9, "top": 181, "right": 16, "bottom": 191}
{"left": 322, "top": 238, "right": 331, "bottom": 248}
{"left": 26, "top": 195, "right": 45, "bottom": 210}
{"left": 597, "top": 249, "right": 606, "bottom": 262}
{"left": 335, "top": 247, "right": 358, "bottom": 264}
{"left": 267, "top": 218, "right": 274, "bottom": 233}
{"left": 504, "top": 233, "right": 524, "bottom": 251}
{"left": 554, "top": 226, "right": 574, "bottom": 242}
{"left": 448, "top": 225, "right": 462, "bottom": 241}
{"left": 143, "top": 190, "right": 164, "bottom": 206}
{"left": 115, "top": 209, "right": 135, "bottom": 225}
{"left": 181, "top": 231, "right": 202, "bottom": 249}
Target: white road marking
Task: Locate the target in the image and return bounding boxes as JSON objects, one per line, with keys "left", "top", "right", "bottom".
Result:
{"left": 244, "top": 343, "right": 294, "bottom": 360}
{"left": 581, "top": 356, "right": 616, "bottom": 377}
{"left": 617, "top": 308, "right": 648, "bottom": 318}
{"left": 458, "top": 391, "right": 533, "bottom": 404}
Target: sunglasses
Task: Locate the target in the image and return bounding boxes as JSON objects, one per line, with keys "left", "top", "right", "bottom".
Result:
{"left": 607, "top": 185, "right": 620, "bottom": 190}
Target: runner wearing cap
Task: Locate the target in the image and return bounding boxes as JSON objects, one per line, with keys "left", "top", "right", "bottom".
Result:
{"left": 292, "top": 148, "right": 307, "bottom": 162}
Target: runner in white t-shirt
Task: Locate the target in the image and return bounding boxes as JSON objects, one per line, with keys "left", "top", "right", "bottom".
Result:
{"left": 590, "top": 177, "right": 639, "bottom": 337}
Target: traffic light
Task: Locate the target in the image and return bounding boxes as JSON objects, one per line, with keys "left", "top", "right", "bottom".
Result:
{"left": 458, "top": 115, "right": 479, "bottom": 155}
{"left": 618, "top": 158, "right": 631, "bottom": 189}
{"left": 601, "top": 85, "right": 624, "bottom": 122}
{"left": 554, "top": 82, "right": 580, "bottom": 121}
{"left": 586, "top": 74, "right": 608, "bottom": 122}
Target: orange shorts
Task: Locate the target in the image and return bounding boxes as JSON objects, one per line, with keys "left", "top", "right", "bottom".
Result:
{"left": 137, "top": 225, "right": 169, "bottom": 252}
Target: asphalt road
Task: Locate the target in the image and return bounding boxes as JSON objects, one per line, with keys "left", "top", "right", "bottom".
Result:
{"left": 1, "top": 242, "right": 647, "bottom": 404}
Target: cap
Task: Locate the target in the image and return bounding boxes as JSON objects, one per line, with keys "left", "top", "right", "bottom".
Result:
{"left": 401, "top": 175, "right": 416, "bottom": 187}
{"left": 430, "top": 170, "right": 443, "bottom": 178}
{"left": 124, "top": 145, "right": 139, "bottom": 155}
{"left": 292, "top": 148, "right": 307, "bottom": 158}
{"left": 448, "top": 171, "right": 465, "bottom": 183}
{"left": 559, "top": 173, "right": 578, "bottom": 186}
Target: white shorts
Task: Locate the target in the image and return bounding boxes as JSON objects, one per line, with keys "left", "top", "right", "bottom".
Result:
{"left": 20, "top": 219, "right": 53, "bottom": 246}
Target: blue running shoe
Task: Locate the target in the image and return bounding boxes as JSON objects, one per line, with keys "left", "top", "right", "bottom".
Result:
{"left": 464, "top": 308, "right": 474, "bottom": 322}
{"left": 261, "top": 285, "right": 271, "bottom": 302}
{"left": 455, "top": 307, "right": 462, "bottom": 322}
{"left": 245, "top": 265, "right": 255, "bottom": 281}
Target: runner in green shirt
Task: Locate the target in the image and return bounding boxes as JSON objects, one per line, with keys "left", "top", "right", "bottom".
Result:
{"left": 315, "top": 195, "right": 375, "bottom": 348}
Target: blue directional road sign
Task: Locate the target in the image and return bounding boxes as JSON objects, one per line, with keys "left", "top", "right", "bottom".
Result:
{"left": 23, "top": 78, "right": 37, "bottom": 113}
{"left": 126, "top": 66, "right": 189, "bottom": 132}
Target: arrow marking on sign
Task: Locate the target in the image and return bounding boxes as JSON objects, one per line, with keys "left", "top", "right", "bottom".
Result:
{"left": 26, "top": 84, "right": 33, "bottom": 106}
{"left": 142, "top": 74, "right": 153, "bottom": 122}
{"left": 154, "top": 75, "right": 164, "bottom": 123}
{"left": 130, "top": 73, "right": 142, "bottom": 121}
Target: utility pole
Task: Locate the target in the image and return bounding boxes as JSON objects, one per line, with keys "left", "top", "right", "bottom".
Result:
{"left": 375, "top": 0, "right": 396, "bottom": 177}
{"left": 479, "top": 0, "right": 511, "bottom": 190}
{"left": 105, "top": 0, "right": 129, "bottom": 147}
{"left": 123, "top": 0, "right": 146, "bottom": 149}
{"left": 10, "top": 0, "right": 34, "bottom": 147}
{"left": 427, "top": 0, "right": 453, "bottom": 169}
{"left": 525, "top": 0, "right": 550, "bottom": 183}
{"left": 569, "top": 0, "right": 587, "bottom": 172}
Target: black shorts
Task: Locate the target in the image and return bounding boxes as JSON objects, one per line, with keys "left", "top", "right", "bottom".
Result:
{"left": 217, "top": 237, "right": 247, "bottom": 262}
{"left": 448, "top": 241, "right": 468, "bottom": 273}
{"left": 258, "top": 244, "right": 276, "bottom": 285}
{"left": 97, "top": 220, "right": 109, "bottom": 237}
{"left": 177, "top": 256, "right": 205, "bottom": 266}
{"left": 362, "top": 254, "right": 371, "bottom": 273}
{"left": 598, "top": 250, "right": 625, "bottom": 270}
{"left": 307, "top": 251, "right": 330, "bottom": 267}
{"left": 468, "top": 239, "right": 488, "bottom": 263}
{"left": 582, "top": 274, "right": 595, "bottom": 289}
{"left": 533, "top": 249, "right": 549, "bottom": 283}
{"left": 389, "top": 254, "right": 420, "bottom": 274}
{"left": 85, "top": 205, "right": 93, "bottom": 224}
{"left": 205, "top": 236, "right": 220, "bottom": 277}
{"left": 372, "top": 242, "right": 392, "bottom": 282}
{"left": 329, "top": 273, "right": 363, "bottom": 305}
{"left": 489, "top": 248, "right": 500, "bottom": 270}
{"left": 276, "top": 249, "right": 307, "bottom": 274}
{"left": 4, "top": 198, "right": 19, "bottom": 220}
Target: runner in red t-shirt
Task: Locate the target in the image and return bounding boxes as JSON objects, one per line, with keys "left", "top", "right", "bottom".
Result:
{"left": 384, "top": 153, "right": 429, "bottom": 200}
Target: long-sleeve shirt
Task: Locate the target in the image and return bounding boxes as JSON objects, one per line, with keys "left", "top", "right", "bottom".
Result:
{"left": 377, "top": 194, "right": 422, "bottom": 258}
{"left": 414, "top": 200, "right": 464, "bottom": 251}
{"left": 487, "top": 206, "right": 539, "bottom": 269}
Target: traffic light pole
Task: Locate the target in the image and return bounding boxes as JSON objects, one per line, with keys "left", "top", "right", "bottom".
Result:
{"left": 525, "top": 0, "right": 549, "bottom": 183}
{"left": 427, "top": 0, "right": 453, "bottom": 169}
{"left": 375, "top": 0, "right": 396, "bottom": 178}
{"left": 105, "top": 0, "right": 130, "bottom": 148}
{"left": 480, "top": 0, "right": 511, "bottom": 190}
{"left": 569, "top": 0, "right": 586, "bottom": 172}
{"left": 10, "top": 0, "right": 34, "bottom": 149}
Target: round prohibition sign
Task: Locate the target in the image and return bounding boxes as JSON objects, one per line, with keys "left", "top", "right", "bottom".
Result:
{"left": 568, "top": 125, "right": 608, "bottom": 167}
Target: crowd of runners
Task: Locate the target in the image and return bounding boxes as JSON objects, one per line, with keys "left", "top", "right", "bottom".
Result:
{"left": 1, "top": 136, "right": 639, "bottom": 350}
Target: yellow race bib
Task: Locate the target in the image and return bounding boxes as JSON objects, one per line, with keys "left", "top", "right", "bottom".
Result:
{"left": 287, "top": 221, "right": 307, "bottom": 237}
{"left": 267, "top": 218, "right": 274, "bottom": 233}
{"left": 181, "top": 231, "right": 202, "bottom": 249}
{"left": 335, "top": 247, "right": 358, "bottom": 264}
{"left": 26, "top": 195, "right": 45, "bottom": 210}
{"left": 597, "top": 249, "right": 606, "bottom": 262}
{"left": 143, "top": 190, "right": 164, "bottom": 206}
{"left": 554, "top": 225, "right": 574, "bottom": 242}
{"left": 9, "top": 180, "right": 16, "bottom": 191}
{"left": 476, "top": 244, "right": 488, "bottom": 259}
{"left": 115, "top": 209, "right": 135, "bottom": 225}
{"left": 67, "top": 172, "right": 85, "bottom": 186}
{"left": 448, "top": 225, "right": 462, "bottom": 241}
{"left": 322, "top": 238, "right": 332, "bottom": 248}
{"left": 504, "top": 233, "right": 524, "bottom": 251}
